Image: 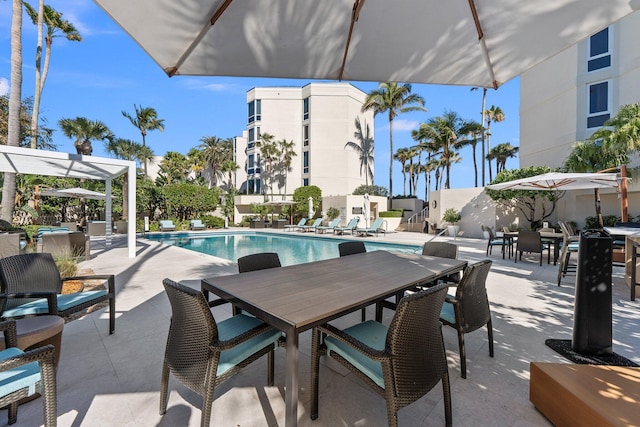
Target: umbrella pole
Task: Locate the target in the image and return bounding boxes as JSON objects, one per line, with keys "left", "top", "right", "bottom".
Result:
{"left": 620, "top": 165, "right": 629, "bottom": 222}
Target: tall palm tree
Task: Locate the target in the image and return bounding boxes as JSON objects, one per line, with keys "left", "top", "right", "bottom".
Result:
{"left": 25, "top": 2, "right": 81, "bottom": 148}
{"left": 485, "top": 105, "right": 505, "bottom": 182}
{"left": 489, "top": 142, "right": 519, "bottom": 174}
{"left": 106, "top": 138, "right": 149, "bottom": 220}
{"left": 199, "top": 135, "right": 231, "bottom": 186}
{"left": 157, "top": 151, "right": 191, "bottom": 185}
{"left": 455, "top": 121, "right": 483, "bottom": 187}
{"left": 278, "top": 138, "right": 297, "bottom": 198}
{"left": 361, "top": 82, "right": 426, "bottom": 200}
{"left": 122, "top": 104, "right": 164, "bottom": 176}
{"left": 412, "top": 128, "right": 439, "bottom": 202}
{"left": 394, "top": 148, "right": 411, "bottom": 196}
{"left": 344, "top": 117, "right": 374, "bottom": 187}
{"left": 220, "top": 159, "right": 240, "bottom": 191}
{"left": 471, "top": 87, "right": 488, "bottom": 185}
{"left": 256, "top": 133, "right": 281, "bottom": 199}
{"left": 2, "top": 0, "right": 24, "bottom": 222}
{"left": 406, "top": 145, "right": 419, "bottom": 196}
{"left": 593, "top": 103, "right": 640, "bottom": 153}
{"left": 58, "top": 117, "right": 113, "bottom": 155}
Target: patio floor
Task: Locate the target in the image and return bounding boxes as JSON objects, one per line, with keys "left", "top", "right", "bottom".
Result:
{"left": 5, "top": 229, "right": 639, "bottom": 427}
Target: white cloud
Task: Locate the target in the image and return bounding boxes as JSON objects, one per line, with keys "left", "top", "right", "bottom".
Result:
{"left": 0, "top": 77, "right": 9, "bottom": 96}
{"left": 377, "top": 119, "right": 419, "bottom": 132}
{"left": 181, "top": 79, "right": 239, "bottom": 92}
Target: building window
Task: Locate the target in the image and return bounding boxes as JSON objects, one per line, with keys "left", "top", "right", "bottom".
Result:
{"left": 303, "top": 97, "right": 309, "bottom": 120}
{"left": 587, "top": 81, "right": 610, "bottom": 128}
{"left": 248, "top": 99, "right": 261, "bottom": 123}
{"left": 303, "top": 178, "right": 309, "bottom": 186}
{"left": 247, "top": 126, "right": 260, "bottom": 149}
{"left": 303, "top": 125, "right": 309, "bottom": 147}
{"left": 303, "top": 151, "right": 309, "bottom": 174}
{"left": 588, "top": 28, "right": 611, "bottom": 72}
{"left": 248, "top": 179, "right": 261, "bottom": 194}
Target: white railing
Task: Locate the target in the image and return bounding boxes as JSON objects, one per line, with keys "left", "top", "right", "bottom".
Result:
{"left": 406, "top": 206, "right": 430, "bottom": 231}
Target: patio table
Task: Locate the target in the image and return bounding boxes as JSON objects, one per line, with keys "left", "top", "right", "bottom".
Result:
{"left": 201, "top": 250, "right": 468, "bottom": 427}
{"left": 504, "top": 231, "right": 563, "bottom": 264}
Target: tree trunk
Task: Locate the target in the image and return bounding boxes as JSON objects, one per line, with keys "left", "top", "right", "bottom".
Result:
{"left": 594, "top": 188, "right": 603, "bottom": 228}
{"left": 480, "top": 88, "right": 487, "bottom": 186}
{"left": 388, "top": 114, "right": 394, "bottom": 205}
{"left": 2, "top": 0, "right": 23, "bottom": 222}
{"left": 29, "top": 0, "right": 44, "bottom": 149}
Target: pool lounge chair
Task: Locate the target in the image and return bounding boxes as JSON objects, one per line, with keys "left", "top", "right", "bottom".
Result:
{"left": 356, "top": 218, "right": 386, "bottom": 237}
{"left": 333, "top": 218, "right": 359, "bottom": 235}
{"left": 315, "top": 218, "right": 341, "bottom": 234}
{"left": 298, "top": 218, "right": 322, "bottom": 232}
{"left": 189, "top": 219, "right": 206, "bottom": 230}
{"left": 159, "top": 220, "right": 176, "bottom": 232}
{"left": 284, "top": 218, "right": 306, "bottom": 232}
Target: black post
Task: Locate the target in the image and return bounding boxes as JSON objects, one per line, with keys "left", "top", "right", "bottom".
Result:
{"left": 572, "top": 230, "right": 613, "bottom": 355}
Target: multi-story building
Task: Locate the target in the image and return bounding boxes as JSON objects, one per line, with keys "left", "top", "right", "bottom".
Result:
{"left": 519, "top": 12, "right": 640, "bottom": 223}
{"left": 237, "top": 82, "right": 374, "bottom": 198}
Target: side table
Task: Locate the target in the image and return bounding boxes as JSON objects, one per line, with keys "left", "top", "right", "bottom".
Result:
{"left": 0, "top": 316, "right": 64, "bottom": 368}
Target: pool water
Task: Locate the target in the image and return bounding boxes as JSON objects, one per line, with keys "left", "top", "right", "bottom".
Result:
{"left": 145, "top": 231, "right": 421, "bottom": 266}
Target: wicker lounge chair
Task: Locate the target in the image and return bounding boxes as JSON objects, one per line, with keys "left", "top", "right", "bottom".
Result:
{"left": 284, "top": 218, "right": 306, "bottom": 232}
{"left": 0, "top": 253, "right": 116, "bottom": 334}
{"left": 440, "top": 259, "right": 494, "bottom": 379}
{"left": 189, "top": 219, "right": 206, "bottom": 230}
{"left": 356, "top": 218, "right": 386, "bottom": 236}
{"left": 0, "top": 320, "right": 57, "bottom": 426}
{"left": 311, "top": 283, "right": 452, "bottom": 427}
{"left": 160, "top": 279, "right": 281, "bottom": 427}
{"left": 159, "top": 220, "right": 176, "bottom": 232}
{"left": 315, "top": 218, "right": 340, "bottom": 234}
{"left": 333, "top": 218, "right": 359, "bottom": 235}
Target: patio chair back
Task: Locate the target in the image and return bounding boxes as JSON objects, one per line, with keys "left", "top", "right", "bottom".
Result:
{"left": 238, "top": 252, "right": 281, "bottom": 273}
{"left": 0, "top": 253, "right": 62, "bottom": 312}
{"left": 0, "top": 233, "right": 21, "bottom": 258}
{"left": 338, "top": 241, "right": 366, "bottom": 257}
{"left": 422, "top": 241, "right": 458, "bottom": 258}
{"left": 515, "top": 230, "right": 545, "bottom": 265}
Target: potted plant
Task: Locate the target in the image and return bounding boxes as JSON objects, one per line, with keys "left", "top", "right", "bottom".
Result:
{"left": 442, "top": 208, "right": 461, "bottom": 237}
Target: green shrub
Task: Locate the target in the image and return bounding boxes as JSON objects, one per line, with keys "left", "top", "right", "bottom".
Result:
{"left": 203, "top": 215, "right": 225, "bottom": 228}
{"left": 326, "top": 207, "right": 340, "bottom": 220}
{"left": 584, "top": 215, "right": 619, "bottom": 229}
{"left": 379, "top": 210, "right": 403, "bottom": 218}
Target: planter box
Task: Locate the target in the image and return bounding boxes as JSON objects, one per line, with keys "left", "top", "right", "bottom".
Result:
{"left": 250, "top": 220, "right": 266, "bottom": 229}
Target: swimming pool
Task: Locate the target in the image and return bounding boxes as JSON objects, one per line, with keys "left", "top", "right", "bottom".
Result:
{"left": 145, "top": 231, "right": 421, "bottom": 266}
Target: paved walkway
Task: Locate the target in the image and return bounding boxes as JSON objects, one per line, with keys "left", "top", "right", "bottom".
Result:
{"left": 6, "top": 229, "right": 639, "bottom": 426}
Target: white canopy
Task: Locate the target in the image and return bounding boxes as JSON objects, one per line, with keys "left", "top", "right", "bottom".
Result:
{"left": 0, "top": 146, "right": 137, "bottom": 258}
{"left": 39, "top": 187, "right": 107, "bottom": 201}
{"left": 486, "top": 172, "right": 622, "bottom": 191}
{"left": 94, "top": 0, "right": 638, "bottom": 88}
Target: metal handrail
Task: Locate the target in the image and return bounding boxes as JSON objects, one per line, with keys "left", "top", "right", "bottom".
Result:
{"left": 407, "top": 206, "right": 429, "bottom": 228}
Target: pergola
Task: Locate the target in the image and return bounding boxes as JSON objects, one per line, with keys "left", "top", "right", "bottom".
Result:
{"left": 0, "top": 145, "right": 137, "bottom": 258}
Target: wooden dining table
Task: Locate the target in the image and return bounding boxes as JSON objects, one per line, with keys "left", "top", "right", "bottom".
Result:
{"left": 201, "top": 250, "right": 468, "bottom": 427}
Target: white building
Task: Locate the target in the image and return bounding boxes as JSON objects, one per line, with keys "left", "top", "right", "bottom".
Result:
{"left": 519, "top": 13, "right": 640, "bottom": 225}
{"left": 237, "top": 82, "right": 375, "bottom": 198}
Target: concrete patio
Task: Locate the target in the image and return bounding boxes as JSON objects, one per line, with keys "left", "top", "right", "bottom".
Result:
{"left": 5, "top": 230, "right": 639, "bottom": 427}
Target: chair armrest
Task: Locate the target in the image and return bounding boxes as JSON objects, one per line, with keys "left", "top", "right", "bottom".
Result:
{"left": 444, "top": 295, "right": 458, "bottom": 304}
{"left": 208, "top": 298, "right": 229, "bottom": 308}
{"left": 0, "top": 319, "right": 17, "bottom": 347}
{"left": 0, "top": 344, "right": 55, "bottom": 372}
{"left": 63, "top": 274, "right": 115, "bottom": 294}
{"left": 317, "top": 323, "right": 390, "bottom": 361}
{"left": 213, "top": 321, "right": 275, "bottom": 351}
{"left": 0, "top": 292, "right": 58, "bottom": 313}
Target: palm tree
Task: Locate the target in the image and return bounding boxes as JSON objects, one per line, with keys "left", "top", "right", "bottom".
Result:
{"left": 489, "top": 142, "right": 519, "bottom": 174}
{"left": 186, "top": 147, "right": 206, "bottom": 180}
{"left": 157, "top": 152, "right": 191, "bottom": 185}
{"left": 122, "top": 104, "right": 164, "bottom": 176}
{"left": 1, "top": 0, "right": 24, "bottom": 222}
{"left": 485, "top": 105, "right": 505, "bottom": 182}
{"left": 564, "top": 140, "right": 628, "bottom": 227}
{"left": 199, "top": 136, "right": 232, "bottom": 186}
{"left": 105, "top": 138, "right": 149, "bottom": 220}
{"left": 412, "top": 128, "right": 439, "bottom": 202}
{"left": 344, "top": 117, "right": 374, "bottom": 187}
{"left": 58, "top": 117, "right": 113, "bottom": 155}
{"left": 406, "top": 145, "right": 419, "bottom": 196}
{"left": 594, "top": 103, "right": 640, "bottom": 153}
{"left": 278, "top": 138, "right": 297, "bottom": 198}
{"left": 455, "top": 120, "right": 483, "bottom": 187}
{"left": 25, "top": 2, "right": 81, "bottom": 148}
{"left": 256, "top": 133, "right": 281, "bottom": 199}
{"left": 220, "top": 159, "right": 240, "bottom": 190}
{"left": 471, "top": 87, "right": 488, "bottom": 185}
{"left": 361, "top": 82, "right": 426, "bottom": 200}
{"left": 394, "top": 148, "right": 411, "bottom": 196}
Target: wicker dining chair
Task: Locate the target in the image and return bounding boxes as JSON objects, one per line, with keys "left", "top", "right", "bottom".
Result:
{"left": 0, "top": 253, "right": 116, "bottom": 334}
{"left": 0, "top": 320, "right": 57, "bottom": 426}
{"left": 514, "top": 230, "right": 549, "bottom": 265}
{"left": 422, "top": 241, "right": 461, "bottom": 284}
{"left": 311, "top": 283, "right": 452, "bottom": 427}
{"left": 439, "top": 260, "right": 494, "bottom": 379}
{"left": 337, "top": 242, "right": 368, "bottom": 321}
{"left": 237, "top": 252, "right": 282, "bottom": 273}
{"left": 160, "top": 279, "right": 282, "bottom": 427}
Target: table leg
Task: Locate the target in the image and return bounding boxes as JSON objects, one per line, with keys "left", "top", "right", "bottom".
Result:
{"left": 285, "top": 328, "right": 299, "bottom": 427}
{"left": 553, "top": 239, "right": 559, "bottom": 265}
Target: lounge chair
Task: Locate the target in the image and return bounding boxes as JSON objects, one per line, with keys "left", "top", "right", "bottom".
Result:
{"left": 356, "top": 218, "right": 386, "bottom": 236}
{"left": 284, "top": 218, "right": 306, "bottom": 232}
{"left": 333, "top": 218, "right": 359, "bottom": 235}
{"left": 315, "top": 218, "right": 340, "bottom": 234}
{"left": 298, "top": 218, "right": 322, "bottom": 232}
{"left": 159, "top": 220, "right": 176, "bottom": 232}
{"left": 189, "top": 219, "right": 206, "bottom": 230}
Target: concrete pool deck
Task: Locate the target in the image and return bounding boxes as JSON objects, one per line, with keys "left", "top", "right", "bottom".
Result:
{"left": 6, "top": 228, "right": 639, "bottom": 426}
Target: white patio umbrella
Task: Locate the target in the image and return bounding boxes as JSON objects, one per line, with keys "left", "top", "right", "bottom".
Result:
{"left": 486, "top": 172, "right": 621, "bottom": 192}
{"left": 94, "top": 0, "right": 638, "bottom": 88}
{"left": 308, "top": 197, "right": 314, "bottom": 219}
{"left": 363, "top": 193, "right": 370, "bottom": 228}
{"left": 39, "top": 187, "right": 106, "bottom": 200}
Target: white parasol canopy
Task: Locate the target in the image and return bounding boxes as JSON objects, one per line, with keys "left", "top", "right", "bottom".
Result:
{"left": 39, "top": 187, "right": 107, "bottom": 200}
{"left": 486, "top": 172, "right": 622, "bottom": 192}
{"left": 93, "top": 0, "right": 638, "bottom": 88}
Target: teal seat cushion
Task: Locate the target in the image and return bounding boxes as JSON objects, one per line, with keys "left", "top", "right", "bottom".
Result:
{"left": 2, "top": 290, "right": 107, "bottom": 317}
{"left": 0, "top": 348, "right": 41, "bottom": 397}
{"left": 324, "top": 320, "right": 387, "bottom": 388}
{"left": 489, "top": 239, "right": 504, "bottom": 245}
{"left": 440, "top": 301, "right": 456, "bottom": 325}
{"left": 216, "top": 314, "right": 281, "bottom": 376}
{"left": 567, "top": 242, "right": 580, "bottom": 251}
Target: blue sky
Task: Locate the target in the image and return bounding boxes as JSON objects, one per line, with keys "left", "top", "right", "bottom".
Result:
{"left": 1, "top": 0, "right": 520, "bottom": 196}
